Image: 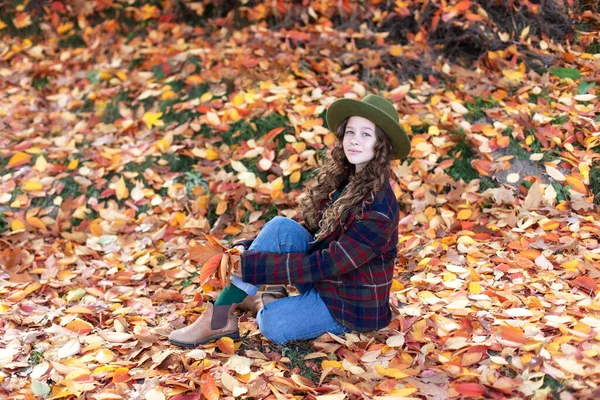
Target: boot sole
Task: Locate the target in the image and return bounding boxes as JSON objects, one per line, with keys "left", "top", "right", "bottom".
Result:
{"left": 168, "top": 330, "right": 240, "bottom": 348}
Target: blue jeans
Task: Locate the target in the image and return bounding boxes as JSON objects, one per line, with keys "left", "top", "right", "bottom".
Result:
{"left": 231, "top": 216, "right": 349, "bottom": 345}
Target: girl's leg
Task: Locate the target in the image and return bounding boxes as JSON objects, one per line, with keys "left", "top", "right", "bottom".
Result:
{"left": 256, "top": 286, "right": 349, "bottom": 345}
{"left": 216, "top": 216, "right": 313, "bottom": 304}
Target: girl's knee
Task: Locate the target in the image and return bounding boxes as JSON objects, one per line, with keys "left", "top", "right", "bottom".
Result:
{"left": 256, "top": 308, "right": 288, "bottom": 345}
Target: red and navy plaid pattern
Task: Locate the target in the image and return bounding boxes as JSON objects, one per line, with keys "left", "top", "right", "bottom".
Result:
{"left": 241, "top": 183, "right": 399, "bottom": 332}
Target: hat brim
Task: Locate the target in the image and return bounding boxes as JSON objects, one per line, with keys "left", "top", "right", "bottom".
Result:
{"left": 326, "top": 98, "right": 410, "bottom": 160}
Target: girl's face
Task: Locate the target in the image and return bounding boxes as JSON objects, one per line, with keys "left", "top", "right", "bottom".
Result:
{"left": 342, "top": 116, "right": 377, "bottom": 172}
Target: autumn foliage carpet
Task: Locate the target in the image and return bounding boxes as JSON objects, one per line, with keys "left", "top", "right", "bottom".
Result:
{"left": 1, "top": 1, "right": 600, "bottom": 399}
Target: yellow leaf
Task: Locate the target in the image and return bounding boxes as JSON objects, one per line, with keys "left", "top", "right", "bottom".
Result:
{"left": 205, "top": 149, "right": 220, "bottom": 161}
{"left": 290, "top": 170, "right": 301, "bottom": 184}
{"left": 469, "top": 282, "right": 482, "bottom": 294}
{"left": 390, "top": 388, "right": 418, "bottom": 396}
{"left": 561, "top": 260, "right": 579, "bottom": 271}
{"left": 389, "top": 45, "right": 402, "bottom": 57}
{"left": 271, "top": 177, "right": 284, "bottom": 191}
{"left": 200, "top": 92, "right": 213, "bottom": 103}
{"left": 116, "top": 176, "right": 129, "bottom": 200}
{"left": 0, "top": 20, "right": 7, "bottom": 30}
{"left": 155, "top": 138, "right": 170, "bottom": 152}
{"left": 57, "top": 22, "right": 74, "bottom": 35}
{"left": 89, "top": 221, "right": 103, "bottom": 237}
{"left": 22, "top": 181, "right": 43, "bottom": 192}
{"left": 215, "top": 200, "right": 228, "bottom": 215}
{"left": 67, "top": 159, "right": 79, "bottom": 170}
{"left": 142, "top": 111, "right": 164, "bottom": 129}
{"left": 223, "top": 225, "right": 241, "bottom": 235}
{"left": 457, "top": 209, "right": 472, "bottom": 220}
{"left": 375, "top": 365, "right": 408, "bottom": 379}
{"left": 8, "top": 151, "right": 31, "bottom": 167}
{"left": 541, "top": 220, "right": 559, "bottom": 231}
{"left": 116, "top": 71, "right": 128, "bottom": 81}
{"left": 390, "top": 279, "right": 404, "bottom": 292}
{"left": 99, "top": 71, "right": 112, "bottom": 81}
{"left": 161, "top": 90, "right": 176, "bottom": 100}
{"left": 233, "top": 92, "right": 245, "bottom": 106}
{"left": 322, "top": 360, "right": 343, "bottom": 370}
{"left": 11, "top": 219, "right": 26, "bottom": 232}
{"left": 34, "top": 155, "right": 48, "bottom": 172}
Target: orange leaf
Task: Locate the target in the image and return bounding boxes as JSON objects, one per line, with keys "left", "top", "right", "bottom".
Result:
{"left": 199, "top": 254, "right": 223, "bottom": 286}
{"left": 218, "top": 253, "right": 230, "bottom": 288}
{"left": 8, "top": 151, "right": 31, "bottom": 167}
{"left": 26, "top": 216, "right": 47, "bottom": 231}
{"left": 188, "top": 238, "right": 225, "bottom": 264}
{"left": 7, "top": 283, "right": 41, "bottom": 302}
{"left": 203, "top": 233, "right": 227, "bottom": 249}
{"left": 519, "top": 249, "right": 541, "bottom": 260}
{"left": 65, "top": 318, "right": 93, "bottom": 334}
{"left": 112, "top": 367, "right": 131, "bottom": 383}
{"left": 498, "top": 325, "right": 527, "bottom": 344}
{"left": 454, "top": 382, "right": 486, "bottom": 396}
{"left": 565, "top": 175, "right": 587, "bottom": 194}
{"left": 216, "top": 337, "right": 235, "bottom": 355}
{"left": 200, "top": 373, "right": 219, "bottom": 400}
{"left": 64, "top": 306, "right": 94, "bottom": 314}
{"left": 573, "top": 276, "right": 598, "bottom": 292}
{"left": 263, "top": 127, "right": 286, "bottom": 142}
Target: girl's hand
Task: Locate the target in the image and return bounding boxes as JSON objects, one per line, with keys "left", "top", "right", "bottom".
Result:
{"left": 233, "top": 245, "right": 246, "bottom": 254}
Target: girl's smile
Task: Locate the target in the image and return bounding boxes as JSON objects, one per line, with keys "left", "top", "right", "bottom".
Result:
{"left": 343, "top": 116, "right": 377, "bottom": 172}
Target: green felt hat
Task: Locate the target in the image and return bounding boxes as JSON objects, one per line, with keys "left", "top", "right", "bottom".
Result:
{"left": 326, "top": 94, "right": 410, "bottom": 159}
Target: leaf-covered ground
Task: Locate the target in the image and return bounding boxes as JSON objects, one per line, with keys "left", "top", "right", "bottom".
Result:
{"left": 1, "top": 1, "right": 600, "bottom": 399}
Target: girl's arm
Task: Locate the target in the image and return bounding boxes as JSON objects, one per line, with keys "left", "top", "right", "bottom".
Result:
{"left": 241, "top": 210, "right": 394, "bottom": 285}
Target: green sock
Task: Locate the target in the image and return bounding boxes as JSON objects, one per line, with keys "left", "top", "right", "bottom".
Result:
{"left": 214, "top": 284, "right": 248, "bottom": 305}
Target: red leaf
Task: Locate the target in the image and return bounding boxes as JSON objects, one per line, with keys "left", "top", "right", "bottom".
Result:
{"left": 454, "top": 382, "right": 486, "bottom": 396}
{"left": 200, "top": 373, "right": 219, "bottom": 400}
{"left": 199, "top": 254, "right": 223, "bottom": 286}
{"left": 573, "top": 276, "right": 598, "bottom": 292}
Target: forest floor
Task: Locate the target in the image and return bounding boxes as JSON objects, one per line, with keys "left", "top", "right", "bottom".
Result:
{"left": 1, "top": 1, "right": 600, "bottom": 399}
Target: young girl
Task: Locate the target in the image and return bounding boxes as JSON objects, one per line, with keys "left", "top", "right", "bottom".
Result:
{"left": 169, "top": 94, "right": 411, "bottom": 346}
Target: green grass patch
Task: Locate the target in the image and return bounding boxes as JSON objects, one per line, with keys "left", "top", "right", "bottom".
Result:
{"left": 32, "top": 76, "right": 50, "bottom": 91}
{"left": 161, "top": 153, "right": 196, "bottom": 173}
{"left": 58, "top": 33, "right": 86, "bottom": 49}
{"left": 464, "top": 96, "right": 500, "bottom": 122}
{"left": 103, "top": 91, "right": 130, "bottom": 124}
{"left": 181, "top": 272, "right": 199, "bottom": 289}
{"left": 0, "top": 213, "right": 7, "bottom": 234}
{"left": 506, "top": 137, "right": 530, "bottom": 160}
{"left": 528, "top": 88, "right": 551, "bottom": 104}
{"left": 444, "top": 131, "right": 498, "bottom": 191}
{"left": 588, "top": 41, "right": 600, "bottom": 54}
{"left": 552, "top": 115, "right": 569, "bottom": 125}
{"left": 542, "top": 375, "right": 570, "bottom": 399}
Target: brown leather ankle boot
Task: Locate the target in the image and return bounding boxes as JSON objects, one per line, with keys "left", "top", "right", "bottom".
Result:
{"left": 238, "top": 286, "right": 288, "bottom": 314}
{"left": 168, "top": 302, "right": 239, "bottom": 347}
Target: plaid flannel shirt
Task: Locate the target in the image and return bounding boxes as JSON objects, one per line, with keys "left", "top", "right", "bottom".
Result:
{"left": 241, "top": 183, "right": 399, "bottom": 332}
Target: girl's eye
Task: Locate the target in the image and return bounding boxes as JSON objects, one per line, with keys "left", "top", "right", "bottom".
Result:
{"left": 362, "top": 132, "right": 371, "bottom": 137}
{"left": 345, "top": 131, "right": 354, "bottom": 135}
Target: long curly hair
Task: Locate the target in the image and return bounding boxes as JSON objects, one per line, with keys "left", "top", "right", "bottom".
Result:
{"left": 297, "top": 117, "right": 394, "bottom": 240}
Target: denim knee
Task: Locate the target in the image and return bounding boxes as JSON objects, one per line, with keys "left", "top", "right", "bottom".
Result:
{"left": 256, "top": 307, "right": 287, "bottom": 345}
{"left": 265, "top": 216, "right": 296, "bottom": 231}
